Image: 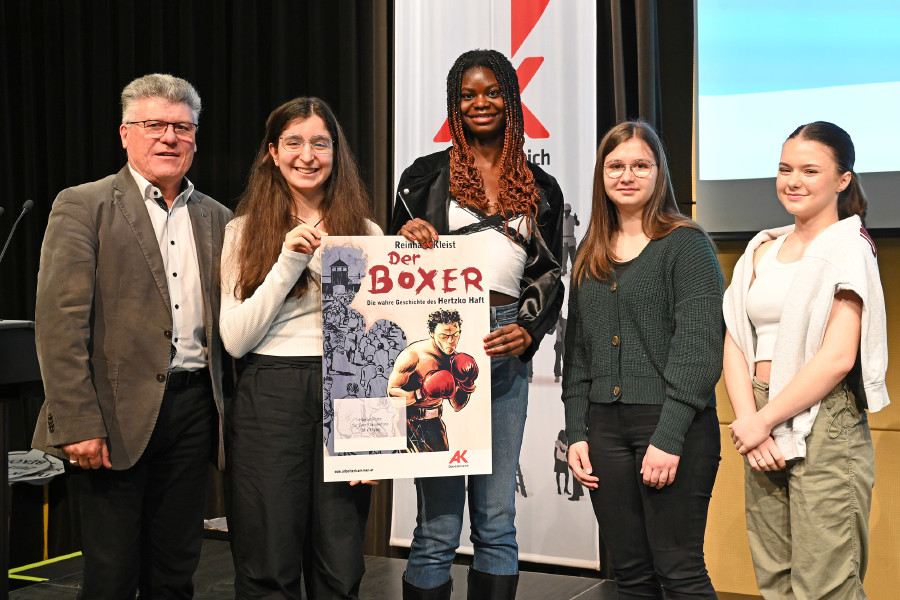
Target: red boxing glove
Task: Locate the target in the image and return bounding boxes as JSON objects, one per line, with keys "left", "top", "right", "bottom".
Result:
{"left": 416, "top": 369, "right": 457, "bottom": 406}
{"left": 450, "top": 353, "right": 478, "bottom": 393}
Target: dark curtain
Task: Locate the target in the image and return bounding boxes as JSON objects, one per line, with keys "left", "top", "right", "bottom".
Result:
{"left": 0, "top": 0, "right": 393, "bottom": 566}
{"left": 599, "top": 0, "right": 695, "bottom": 214}
{"left": 0, "top": 0, "right": 392, "bottom": 321}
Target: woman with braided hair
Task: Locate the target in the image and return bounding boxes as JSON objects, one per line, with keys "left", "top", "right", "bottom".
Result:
{"left": 389, "top": 49, "right": 564, "bottom": 600}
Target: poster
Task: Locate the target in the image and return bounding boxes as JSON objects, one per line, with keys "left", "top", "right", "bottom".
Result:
{"left": 321, "top": 235, "right": 491, "bottom": 482}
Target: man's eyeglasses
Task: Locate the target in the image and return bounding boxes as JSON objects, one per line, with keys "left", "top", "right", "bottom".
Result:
{"left": 603, "top": 160, "right": 656, "bottom": 179}
{"left": 280, "top": 135, "right": 334, "bottom": 154}
{"left": 126, "top": 120, "right": 198, "bottom": 139}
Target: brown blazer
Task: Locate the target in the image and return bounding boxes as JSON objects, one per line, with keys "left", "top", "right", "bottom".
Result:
{"left": 32, "top": 166, "right": 233, "bottom": 469}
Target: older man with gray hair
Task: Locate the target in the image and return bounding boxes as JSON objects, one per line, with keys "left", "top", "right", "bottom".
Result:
{"left": 32, "top": 73, "right": 232, "bottom": 598}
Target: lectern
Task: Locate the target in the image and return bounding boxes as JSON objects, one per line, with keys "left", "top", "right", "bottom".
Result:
{"left": 0, "top": 320, "right": 43, "bottom": 597}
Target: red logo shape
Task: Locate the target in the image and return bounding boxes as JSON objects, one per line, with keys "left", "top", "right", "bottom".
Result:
{"left": 511, "top": 0, "right": 550, "bottom": 57}
{"left": 433, "top": 0, "right": 550, "bottom": 142}
{"left": 449, "top": 450, "right": 468, "bottom": 464}
{"left": 434, "top": 120, "right": 451, "bottom": 144}
{"left": 516, "top": 56, "right": 549, "bottom": 138}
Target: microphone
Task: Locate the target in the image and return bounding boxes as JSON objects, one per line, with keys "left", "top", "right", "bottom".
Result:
{"left": 0, "top": 200, "right": 35, "bottom": 267}
{"left": 0, "top": 206, "right": 5, "bottom": 218}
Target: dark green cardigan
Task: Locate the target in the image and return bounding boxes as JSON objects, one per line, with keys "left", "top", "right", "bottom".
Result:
{"left": 562, "top": 226, "right": 724, "bottom": 455}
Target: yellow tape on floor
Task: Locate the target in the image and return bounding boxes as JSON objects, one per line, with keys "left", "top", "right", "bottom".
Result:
{"left": 9, "top": 574, "right": 47, "bottom": 582}
{"left": 8, "top": 551, "right": 82, "bottom": 573}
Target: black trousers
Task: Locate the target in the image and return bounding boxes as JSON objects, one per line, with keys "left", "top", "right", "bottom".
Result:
{"left": 226, "top": 355, "right": 371, "bottom": 600}
{"left": 68, "top": 371, "right": 216, "bottom": 600}
{"left": 587, "top": 403, "right": 720, "bottom": 600}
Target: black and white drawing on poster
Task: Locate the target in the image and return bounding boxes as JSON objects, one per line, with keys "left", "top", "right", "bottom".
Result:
{"left": 321, "top": 235, "right": 491, "bottom": 481}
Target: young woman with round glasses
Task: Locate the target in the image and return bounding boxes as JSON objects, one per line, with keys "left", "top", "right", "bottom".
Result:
{"left": 563, "top": 120, "right": 723, "bottom": 599}
{"left": 220, "top": 97, "right": 380, "bottom": 599}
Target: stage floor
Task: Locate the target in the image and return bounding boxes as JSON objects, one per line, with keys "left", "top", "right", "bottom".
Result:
{"left": 10, "top": 538, "right": 618, "bottom": 599}
{"left": 10, "top": 539, "right": 759, "bottom": 599}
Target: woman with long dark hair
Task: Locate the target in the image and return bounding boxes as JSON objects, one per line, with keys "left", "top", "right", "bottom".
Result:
{"left": 390, "top": 49, "right": 564, "bottom": 599}
{"left": 563, "top": 120, "right": 723, "bottom": 599}
{"left": 220, "top": 97, "right": 380, "bottom": 599}
{"left": 724, "top": 121, "right": 888, "bottom": 598}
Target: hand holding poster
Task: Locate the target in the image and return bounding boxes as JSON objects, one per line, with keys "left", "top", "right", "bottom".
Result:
{"left": 321, "top": 235, "right": 491, "bottom": 481}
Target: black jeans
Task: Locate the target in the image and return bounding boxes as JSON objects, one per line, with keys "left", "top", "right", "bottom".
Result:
{"left": 226, "top": 354, "right": 371, "bottom": 600}
{"left": 587, "top": 403, "right": 720, "bottom": 600}
{"left": 69, "top": 373, "right": 216, "bottom": 600}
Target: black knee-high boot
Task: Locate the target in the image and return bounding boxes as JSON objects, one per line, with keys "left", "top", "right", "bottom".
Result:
{"left": 466, "top": 568, "right": 519, "bottom": 600}
{"left": 402, "top": 573, "right": 453, "bottom": 599}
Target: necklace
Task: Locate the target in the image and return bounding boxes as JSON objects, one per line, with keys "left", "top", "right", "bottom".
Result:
{"left": 293, "top": 215, "right": 324, "bottom": 228}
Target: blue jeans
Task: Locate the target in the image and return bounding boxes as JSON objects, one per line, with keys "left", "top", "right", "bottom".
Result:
{"left": 405, "top": 303, "right": 529, "bottom": 588}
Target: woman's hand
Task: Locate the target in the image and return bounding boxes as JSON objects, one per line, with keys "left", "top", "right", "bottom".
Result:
{"left": 483, "top": 324, "right": 532, "bottom": 357}
{"left": 745, "top": 436, "right": 786, "bottom": 472}
{"left": 641, "top": 444, "right": 679, "bottom": 489}
{"left": 285, "top": 223, "right": 325, "bottom": 255}
{"left": 568, "top": 441, "right": 599, "bottom": 489}
{"left": 349, "top": 480, "right": 379, "bottom": 486}
{"left": 729, "top": 412, "right": 772, "bottom": 455}
{"left": 397, "top": 218, "right": 439, "bottom": 248}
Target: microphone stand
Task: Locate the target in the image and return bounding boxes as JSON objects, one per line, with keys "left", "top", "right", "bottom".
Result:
{"left": 0, "top": 199, "right": 34, "bottom": 267}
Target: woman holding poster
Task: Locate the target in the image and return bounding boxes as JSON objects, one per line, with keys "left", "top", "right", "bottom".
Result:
{"left": 390, "top": 49, "right": 564, "bottom": 599}
{"left": 724, "top": 122, "right": 887, "bottom": 598}
{"left": 563, "top": 120, "right": 722, "bottom": 599}
{"left": 220, "top": 97, "right": 381, "bottom": 599}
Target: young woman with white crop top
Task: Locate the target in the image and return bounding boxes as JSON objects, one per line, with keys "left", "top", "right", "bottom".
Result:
{"left": 723, "top": 121, "right": 889, "bottom": 599}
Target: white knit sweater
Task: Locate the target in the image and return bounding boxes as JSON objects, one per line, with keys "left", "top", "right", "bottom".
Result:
{"left": 220, "top": 216, "right": 382, "bottom": 358}
{"left": 724, "top": 215, "right": 889, "bottom": 460}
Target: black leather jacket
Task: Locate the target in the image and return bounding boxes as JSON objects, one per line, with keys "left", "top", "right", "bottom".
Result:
{"left": 389, "top": 149, "right": 564, "bottom": 362}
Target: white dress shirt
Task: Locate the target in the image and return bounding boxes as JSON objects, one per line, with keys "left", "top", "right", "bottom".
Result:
{"left": 129, "top": 165, "right": 207, "bottom": 372}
